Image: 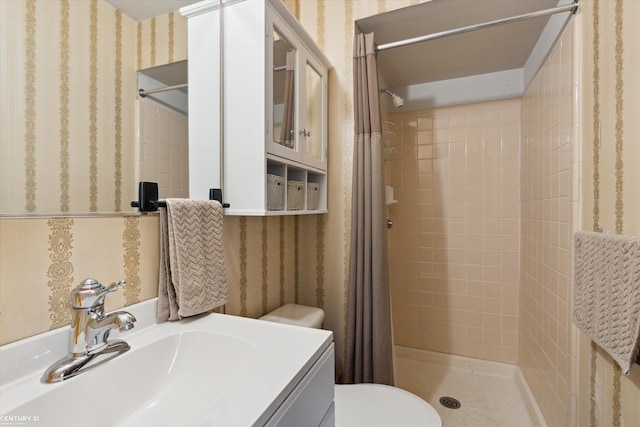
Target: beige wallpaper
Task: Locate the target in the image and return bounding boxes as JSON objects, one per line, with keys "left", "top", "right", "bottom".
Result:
{"left": 0, "top": 215, "right": 159, "bottom": 344}
{"left": 577, "top": 1, "right": 640, "bottom": 426}
{"left": 0, "top": 215, "right": 305, "bottom": 345}
{"left": 5, "top": 1, "right": 638, "bottom": 425}
{"left": 386, "top": 99, "right": 521, "bottom": 364}
{"left": 0, "top": 1, "right": 327, "bottom": 348}
{"left": 0, "top": 0, "right": 187, "bottom": 214}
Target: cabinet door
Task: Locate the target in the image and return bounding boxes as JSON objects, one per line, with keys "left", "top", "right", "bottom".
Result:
{"left": 300, "top": 53, "right": 327, "bottom": 171}
{"left": 267, "top": 14, "right": 302, "bottom": 163}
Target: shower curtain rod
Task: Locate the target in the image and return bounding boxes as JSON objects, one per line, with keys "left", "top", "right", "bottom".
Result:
{"left": 376, "top": 1, "right": 579, "bottom": 52}
{"left": 138, "top": 83, "right": 188, "bottom": 98}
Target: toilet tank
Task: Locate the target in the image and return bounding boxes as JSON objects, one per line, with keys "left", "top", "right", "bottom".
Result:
{"left": 260, "top": 303, "right": 325, "bottom": 329}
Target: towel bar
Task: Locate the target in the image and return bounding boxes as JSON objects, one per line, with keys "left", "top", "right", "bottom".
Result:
{"left": 131, "top": 181, "right": 230, "bottom": 212}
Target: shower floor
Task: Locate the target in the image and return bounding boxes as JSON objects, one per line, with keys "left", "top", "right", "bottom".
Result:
{"left": 394, "top": 346, "right": 547, "bottom": 427}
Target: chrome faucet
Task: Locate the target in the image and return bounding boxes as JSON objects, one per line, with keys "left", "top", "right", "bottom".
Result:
{"left": 41, "top": 278, "right": 136, "bottom": 384}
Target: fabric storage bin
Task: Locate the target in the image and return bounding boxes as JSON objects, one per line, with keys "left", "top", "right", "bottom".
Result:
{"left": 287, "top": 181, "right": 305, "bottom": 210}
{"left": 267, "top": 174, "right": 285, "bottom": 210}
{"left": 307, "top": 182, "right": 320, "bottom": 210}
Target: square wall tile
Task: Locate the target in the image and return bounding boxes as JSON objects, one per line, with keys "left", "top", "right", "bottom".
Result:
{"left": 387, "top": 98, "right": 522, "bottom": 364}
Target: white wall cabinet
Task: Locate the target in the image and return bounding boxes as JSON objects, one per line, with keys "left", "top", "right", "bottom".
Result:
{"left": 265, "top": 8, "right": 328, "bottom": 172}
{"left": 183, "top": 0, "right": 331, "bottom": 216}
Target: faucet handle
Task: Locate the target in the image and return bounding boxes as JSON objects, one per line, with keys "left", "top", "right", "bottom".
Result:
{"left": 70, "top": 278, "right": 126, "bottom": 308}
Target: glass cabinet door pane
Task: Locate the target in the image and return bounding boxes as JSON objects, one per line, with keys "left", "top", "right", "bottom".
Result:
{"left": 304, "top": 62, "right": 323, "bottom": 163}
{"left": 272, "top": 29, "right": 296, "bottom": 150}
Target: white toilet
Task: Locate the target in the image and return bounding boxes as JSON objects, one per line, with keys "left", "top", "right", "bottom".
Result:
{"left": 261, "top": 304, "right": 442, "bottom": 427}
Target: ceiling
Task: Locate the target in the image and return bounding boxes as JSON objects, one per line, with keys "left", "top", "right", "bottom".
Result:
{"left": 103, "top": 0, "right": 199, "bottom": 21}
{"left": 110, "top": 0, "right": 575, "bottom": 111}
{"left": 356, "top": 0, "right": 566, "bottom": 89}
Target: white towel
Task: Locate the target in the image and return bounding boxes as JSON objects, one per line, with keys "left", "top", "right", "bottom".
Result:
{"left": 573, "top": 231, "right": 640, "bottom": 374}
{"left": 157, "top": 199, "right": 228, "bottom": 320}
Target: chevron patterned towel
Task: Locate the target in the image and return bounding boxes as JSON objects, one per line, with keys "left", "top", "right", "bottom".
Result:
{"left": 573, "top": 231, "right": 640, "bottom": 374}
{"left": 157, "top": 199, "right": 228, "bottom": 320}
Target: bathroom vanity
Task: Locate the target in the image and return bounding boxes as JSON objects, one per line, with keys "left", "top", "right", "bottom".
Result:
{"left": 0, "top": 299, "right": 335, "bottom": 426}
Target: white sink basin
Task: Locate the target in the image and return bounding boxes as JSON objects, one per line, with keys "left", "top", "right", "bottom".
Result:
{"left": 0, "top": 299, "right": 333, "bottom": 427}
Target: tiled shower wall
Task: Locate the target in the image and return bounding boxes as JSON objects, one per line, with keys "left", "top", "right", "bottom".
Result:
{"left": 387, "top": 99, "right": 521, "bottom": 364}
{"left": 138, "top": 101, "right": 189, "bottom": 199}
{"left": 519, "top": 23, "right": 577, "bottom": 427}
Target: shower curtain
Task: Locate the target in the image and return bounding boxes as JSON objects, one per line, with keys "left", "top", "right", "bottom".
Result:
{"left": 344, "top": 33, "right": 394, "bottom": 385}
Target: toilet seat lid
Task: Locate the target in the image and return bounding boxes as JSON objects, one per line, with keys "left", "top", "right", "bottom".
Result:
{"left": 335, "top": 384, "right": 442, "bottom": 427}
